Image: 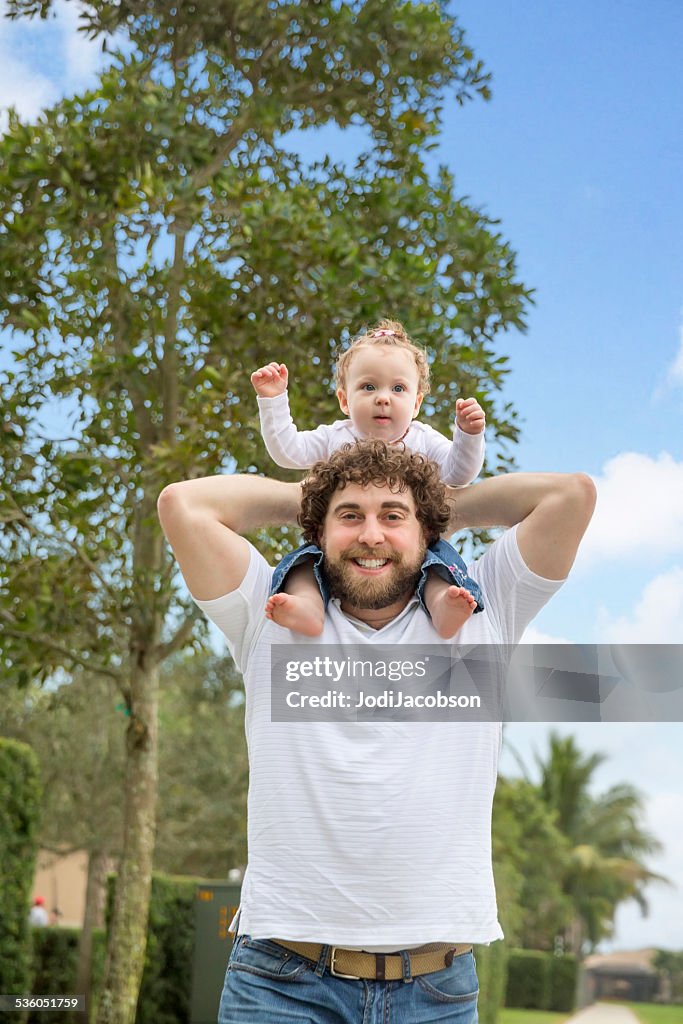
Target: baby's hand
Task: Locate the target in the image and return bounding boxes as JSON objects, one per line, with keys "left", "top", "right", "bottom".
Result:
{"left": 251, "top": 362, "right": 289, "bottom": 398}
{"left": 456, "top": 397, "right": 486, "bottom": 435}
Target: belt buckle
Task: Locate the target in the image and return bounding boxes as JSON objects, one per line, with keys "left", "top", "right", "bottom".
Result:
{"left": 329, "top": 947, "right": 361, "bottom": 980}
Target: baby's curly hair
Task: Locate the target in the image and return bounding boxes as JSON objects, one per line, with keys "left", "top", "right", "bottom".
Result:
{"left": 334, "top": 318, "right": 431, "bottom": 394}
{"left": 299, "top": 439, "right": 450, "bottom": 547}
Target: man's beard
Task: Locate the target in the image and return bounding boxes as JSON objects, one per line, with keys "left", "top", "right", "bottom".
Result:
{"left": 322, "top": 542, "right": 427, "bottom": 610}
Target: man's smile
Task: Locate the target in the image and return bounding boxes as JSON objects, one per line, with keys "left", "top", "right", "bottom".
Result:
{"left": 350, "top": 557, "right": 392, "bottom": 572}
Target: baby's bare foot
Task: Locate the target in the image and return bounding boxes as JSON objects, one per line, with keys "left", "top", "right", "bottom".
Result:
{"left": 265, "top": 593, "right": 325, "bottom": 637}
{"left": 428, "top": 586, "right": 477, "bottom": 639}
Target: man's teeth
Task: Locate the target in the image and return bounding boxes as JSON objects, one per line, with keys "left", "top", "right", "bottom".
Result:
{"left": 354, "top": 558, "right": 389, "bottom": 568}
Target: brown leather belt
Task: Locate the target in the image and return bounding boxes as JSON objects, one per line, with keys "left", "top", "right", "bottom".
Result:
{"left": 271, "top": 939, "right": 473, "bottom": 981}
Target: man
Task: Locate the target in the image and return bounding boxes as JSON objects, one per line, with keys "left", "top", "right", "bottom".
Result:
{"left": 28, "top": 895, "right": 49, "bottom": 927}
{"left": 158, "top": 440, "right": 596, "bottom": 1024}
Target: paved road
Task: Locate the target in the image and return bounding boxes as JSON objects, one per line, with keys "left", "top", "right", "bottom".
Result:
{"left": 565, "top": 1004, "right": 643, "bottom": 1023}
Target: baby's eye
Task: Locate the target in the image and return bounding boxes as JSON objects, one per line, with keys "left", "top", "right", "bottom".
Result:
{"left": 392, "top": 384, "right": 406, "bottom": 393}
{"left": 361, "top": 383, "right": 375, "bottom": 391}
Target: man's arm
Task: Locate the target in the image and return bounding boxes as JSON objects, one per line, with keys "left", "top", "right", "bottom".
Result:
{"left": 447, "top": 472, "right": 597, "bottom": 580}
{"left": 157, "top": 475, "right": 301, "bottom": 600}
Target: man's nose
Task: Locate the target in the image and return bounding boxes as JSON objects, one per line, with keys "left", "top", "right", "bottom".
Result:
{"left": 358, "top": 516, "right": 385, "bottom": 546}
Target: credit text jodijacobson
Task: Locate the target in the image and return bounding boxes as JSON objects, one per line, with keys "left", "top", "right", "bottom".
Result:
{"left": 285, "top": 689, "right": 482, "bottom": 709}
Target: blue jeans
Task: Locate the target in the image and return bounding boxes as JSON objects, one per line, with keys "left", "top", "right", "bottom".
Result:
{"left": 271, "top": 540, "right": 484, "bottom": 615}
{"left": 219, "top": 935, "right": 479, "bottom": 1023}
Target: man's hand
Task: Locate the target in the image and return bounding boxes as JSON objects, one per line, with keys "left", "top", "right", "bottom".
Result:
{"left": 456, "top": 397, "right": 486, "bottom": 435}
{"left": 251, "top": 362, "right": 289, "bottom": 398}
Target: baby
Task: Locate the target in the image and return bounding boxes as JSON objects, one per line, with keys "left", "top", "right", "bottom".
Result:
{"left": 251, "top": 319, "right": 486, "bottom": 637}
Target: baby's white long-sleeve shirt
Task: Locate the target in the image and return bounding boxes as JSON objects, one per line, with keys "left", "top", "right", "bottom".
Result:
{"left": 257, "top": 392, "right": 485, "bottom": 485}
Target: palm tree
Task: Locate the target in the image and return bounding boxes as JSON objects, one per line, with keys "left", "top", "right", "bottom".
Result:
{"left": 512, "top": 732, "right": 670, "bottom": 955}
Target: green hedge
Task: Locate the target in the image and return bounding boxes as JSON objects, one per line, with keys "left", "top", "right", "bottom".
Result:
{"left": 548, "top": 952, "right": 578, "bottom": 1012}
{"left": 29, "top": 928, "right": 106, "bottom": 1024}
{"left": 134, "top": 874, "right": 198, "bottom": 1024}
{"left": 474, "top": 941, "right": 508, "bottom": 1024}
{"left": 505, "top": 948, "right": 577, "bottom": 1013}
{"left": 505, "top": 949, "right": 550, "bottom": 1009}
{"left": 28, "top": 875, "right": 200, "bottom": 1023}
{"left": 102, "top": 872, "right": 203, "bottom": 1024}
{"left": 0, "top": 738, "right": 42, "bottom": 999}
{"left": 27, "top": 874, "right": 211, "bottom": 1023}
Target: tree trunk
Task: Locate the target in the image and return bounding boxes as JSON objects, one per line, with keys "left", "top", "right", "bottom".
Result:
{"left": 76, "top": 848, "right": 111, "bottom": 1012}
{"left": 565, "top": 915, "right": 585, "bottom": 958}
{"left": 95, "top": 662, "right": 160, "bottom": 1024}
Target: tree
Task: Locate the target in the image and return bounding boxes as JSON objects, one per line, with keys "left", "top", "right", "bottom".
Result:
{"left": 654, "top": 950, "right": 683, "bottom": 1004}
{"left": 492, "top": 776, "right": 573, "bottom": 950}
{"left": 1, "top": 3, "right": 532, "bottom": 1022}
{"left": 519, "top": 733, "right": 669, "bottom": 954}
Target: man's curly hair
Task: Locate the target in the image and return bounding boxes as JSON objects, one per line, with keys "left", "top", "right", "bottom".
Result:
{"left": 299, "top": 440, "right": 451, "bottom": 547}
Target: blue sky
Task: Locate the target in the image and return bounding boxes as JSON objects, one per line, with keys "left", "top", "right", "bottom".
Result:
{"left": 1, "top": 0, "right": 682, "bottom": 951}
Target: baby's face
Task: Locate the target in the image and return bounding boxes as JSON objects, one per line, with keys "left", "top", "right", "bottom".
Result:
{"left": 337, "top": 347, "right": 423, "bottom": 443}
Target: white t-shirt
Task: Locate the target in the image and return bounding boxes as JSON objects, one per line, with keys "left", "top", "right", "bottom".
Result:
{"left": 195, "top": 525, "right": 563, "bottom": 946}
{"left": 29, "top": 905, "right": 49, "bottom": 926}
{"left": 257, "top": 391, "right": 485, "bottom": 485}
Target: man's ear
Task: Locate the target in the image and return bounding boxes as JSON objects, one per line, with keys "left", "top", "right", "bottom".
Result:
{"left": 412, "top": 392, "right": 424, "bottom": 418}
{"left": 337, "top": 388, "right": 350, "bottom": 416}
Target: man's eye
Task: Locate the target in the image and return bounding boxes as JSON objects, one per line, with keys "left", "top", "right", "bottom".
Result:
{"left": 384, "top": 513, "right": 402, "bottom": 521}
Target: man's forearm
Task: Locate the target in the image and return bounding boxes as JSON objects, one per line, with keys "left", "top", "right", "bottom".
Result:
{"left": 159, "top": 473, "right": 302, "bottom": 536}
{"left": 448, "top": 471, "right": 596, "bottom": 580}
{"left": 157, "top": 473, "right": 302, "bottom": 601}
{"left": 447, "top": 472, "right": 588, "bottom": 532}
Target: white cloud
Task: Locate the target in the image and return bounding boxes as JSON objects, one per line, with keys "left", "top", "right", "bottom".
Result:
{"left": 0, "top": 0, "right": 118, "bottom": 132}
{"left": 0, "top": 0, "right": 57, "bottom": 128}
{"left": 0, "top": 45, "right": 57, "bottom": 129}
{"left": 520, "top": 626, "right": 571, "bottom": 645}
{"left": 597, "top": 565, "right": 683, "bottom": 643}
{"left": 577, "top": 451, "right": 683, "bottom": 567}
{"left": 56, "top": 0, "right": 106, "bottom": 91}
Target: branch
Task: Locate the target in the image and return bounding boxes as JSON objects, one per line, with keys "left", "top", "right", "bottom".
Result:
{"left": 159, "top": 229, "right": 185, "bottom": 445}
{"left": 0, "top": 618, "right": 122, "bottom": 684}
{"left": 5, "top": 492, "right": 122, "bottom": 607}
{"left": 192, "top": 35, "right": 282, "bottom": 191}
{"left": 105, "top": 224, "right": 157, "bottom": 449}
{"left": 191, "top": 117, "right": 246, "bottom": 192}
{"left": 0, "top": 612, "right": 124, "bottom": 684}
{"left": 155, "top": 608, "right": 200, "bottom": 661}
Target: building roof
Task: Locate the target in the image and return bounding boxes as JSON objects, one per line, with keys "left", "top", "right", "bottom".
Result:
{"left": 584, "top": 949, "right": 658, "bottom": 976}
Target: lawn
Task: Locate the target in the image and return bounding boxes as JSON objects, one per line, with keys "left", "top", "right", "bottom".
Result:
{"left": 498, "top": 1011, "right": 571, "bottom": 1024}
{"left": 625, "top": 1003, "right": 683, "bottom": 1024}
